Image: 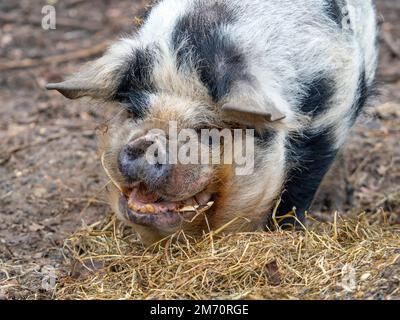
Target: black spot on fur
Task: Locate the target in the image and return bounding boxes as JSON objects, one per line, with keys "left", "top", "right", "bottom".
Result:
{"left": 324, "top": 0, "right": 343, "bottom": 27}
{"left": 351, "top": 70, "right": 374, "bottom": 123}
{"left": 272, "top": 126, "right": 339, "bottom": 228}
{"left": 172, "top": 2, "right": 248, "bottom": 102}
{"left": 114, "top": 48, "right": 156, "bottom": 118}
{"left": 116, "top": 91, "right": 152, "bottom": 119}
{"left": 299, "top": 76, "right": 336, "bottom": 117}
{"left": 254, "top": 129, "right": 277, "bottom": 146}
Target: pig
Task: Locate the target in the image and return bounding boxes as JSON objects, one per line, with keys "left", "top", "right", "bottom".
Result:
{"left": 47, "top": 0, "right": 378, "bottom": 245}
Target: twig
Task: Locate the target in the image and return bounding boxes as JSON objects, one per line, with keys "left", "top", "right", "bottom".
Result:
{"left": 1, "top": 133, "right": 65, "bottom": 166}
{"left": 0, "top": 41, "right": 110, "bottom": 72}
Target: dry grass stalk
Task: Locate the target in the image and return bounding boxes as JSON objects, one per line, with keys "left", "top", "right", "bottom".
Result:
{"left": 55, "top": 211, "right": 400, "bottom": 300}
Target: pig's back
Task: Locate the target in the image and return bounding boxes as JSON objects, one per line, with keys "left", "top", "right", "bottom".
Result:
{"left": 141, "top": 0, "right": 378, "bottom": 136}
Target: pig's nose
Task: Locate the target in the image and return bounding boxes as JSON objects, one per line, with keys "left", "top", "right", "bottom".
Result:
{"left": 118, "top": 136, "right": 170, "bottom": 186}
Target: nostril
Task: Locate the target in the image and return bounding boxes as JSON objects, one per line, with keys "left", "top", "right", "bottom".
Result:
{"left": 118, "top": 146, "right": 136, "bottom": 179}
{"left": 122, "top": 140, "right": 155, "bottom": 162}
{"left": 118, "top": 138, "right": 157, "bottom": 181}
{"left": 155, "top": 162, "right": 163, "bottom": 170}
{"left": 149, "top": 162, "right": 170, "bottom": 184}
{"left": 118, "top": 136, "right": 169, "bottom": 186}
{"left": 124, "top": 145, "right": 143, "bottom": 161}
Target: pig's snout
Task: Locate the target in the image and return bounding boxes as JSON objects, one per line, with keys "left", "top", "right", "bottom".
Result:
{"left": 118, "top": 135, "right": 170, "bottom": 187}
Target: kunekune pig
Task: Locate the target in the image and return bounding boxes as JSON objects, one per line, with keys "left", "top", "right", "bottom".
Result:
{"left": 47, "top": 0, "right": 378, "bottom": 245}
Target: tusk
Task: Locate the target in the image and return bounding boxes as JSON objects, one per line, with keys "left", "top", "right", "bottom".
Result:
{"left": 178, "top": 201, "right": 215, "bottom": 213}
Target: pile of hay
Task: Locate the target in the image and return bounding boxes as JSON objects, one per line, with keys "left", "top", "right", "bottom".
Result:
{"left": 55, "top": 212, "right": 400, "bottom": 300}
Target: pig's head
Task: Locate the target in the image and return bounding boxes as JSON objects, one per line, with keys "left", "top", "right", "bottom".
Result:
{"left": 47, "top": 38, "right": 288, "bottom": 245}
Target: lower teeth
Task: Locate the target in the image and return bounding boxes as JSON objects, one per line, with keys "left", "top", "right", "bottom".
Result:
{"left": 128, "top": 200, "right": 215, "bottom": 214}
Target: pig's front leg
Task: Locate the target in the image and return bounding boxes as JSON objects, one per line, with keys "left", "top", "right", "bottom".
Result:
{"left": 274, "top": 126, "right": 339, "bottom": 228}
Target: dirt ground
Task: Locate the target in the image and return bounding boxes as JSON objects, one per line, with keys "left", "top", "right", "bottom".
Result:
{"left": 0, "top": 0, "right": 399, "bottom": 300}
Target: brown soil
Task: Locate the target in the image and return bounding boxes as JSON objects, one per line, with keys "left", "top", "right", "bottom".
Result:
{"left": 0, "top": 0, "right": 399, "bottom": 299}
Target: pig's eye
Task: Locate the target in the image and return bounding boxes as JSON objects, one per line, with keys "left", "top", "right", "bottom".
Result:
{"left": 126, "top": 103, "right": 145, "bottom": 119}
{"left": 115, "top": 91, "right": 150, "bottom": 119}
{"left": 253, "top": 128, "right": 276, "bottom": 142}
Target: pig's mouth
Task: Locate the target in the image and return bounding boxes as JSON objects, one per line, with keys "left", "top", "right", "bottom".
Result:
{"left": 101, "top": 154, "right": 215, "bottom": 231}
{"left": 118, "top": 184, "right": 215, "bottom": 232}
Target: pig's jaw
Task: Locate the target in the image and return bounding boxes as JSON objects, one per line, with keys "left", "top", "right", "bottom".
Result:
{"left": 117, "top": 185, "right": 215, "bottom": 233}
{"left": 127, "top": 185, "right": 213, "bottom": 213}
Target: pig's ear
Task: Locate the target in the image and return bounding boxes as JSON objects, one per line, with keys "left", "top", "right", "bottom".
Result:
{"left": 222, "top": 101, "right": 285, "bottom": 123}
{"left": 46, "top": 79, "right": 102, "bottom": 100}
{"left": 222, "top": 82, "right": 286, "bottom": 125}
{"left": 46, "top": 42, "right": 125, "bottom": 100}
{"left": 45, "top": 63, "right": 118, "bottom": 100}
